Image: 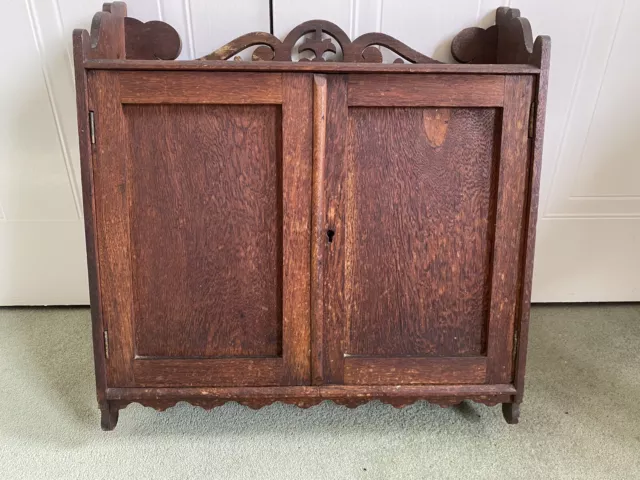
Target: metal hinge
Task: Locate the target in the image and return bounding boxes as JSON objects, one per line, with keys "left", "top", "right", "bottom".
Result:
{"left": 528, "top": 101, "right": 536, "bottom": 138}
{"left": 89, "top": 111, "right": 96, "bottom": 144}
{"left": 103, "top": 330, "right": 109, "bottom": 359}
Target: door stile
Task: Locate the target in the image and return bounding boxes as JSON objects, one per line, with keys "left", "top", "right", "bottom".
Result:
{"left": 281, "top": 73, "right": 313, "bottom": 385}
{"left": 485, "top": 75, "right": 534, "bottom": 384}
{"left": 320, "top": 74, "right": 349, "bottom": 384}
{"left": 311, "top": 75, "right": 328, "bottom": 385}
{"left": 89, "top": 70, "right": 135, "bottom": 387}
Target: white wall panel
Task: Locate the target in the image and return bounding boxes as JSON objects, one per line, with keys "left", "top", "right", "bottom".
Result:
{"left": 1, "top": 0, "right": 268, "bottom": 304}
{"left": 157, "top": 0, "right": 192, "bottom": 60}
{"left": 273, "top": 0, "right": 640, "bottom": 301}
{"left": 274, "top": 0, "right": 352, "bottom": 38}
{"left": 571, "top": 0, "right": 640, "bottom": 198}
{"left": 0, "top": 0, "right": 78, "bottom": 220}
{"left": 515, "top": 0, "right": 640, "bottom": 300}
{"left": 189, "top": 0, "right": 270, "bottom": 59}
{"left": 2, "top": 0, "right": 639, "bottom": 303}
{"left": 378, "top": 0, "right": 498, "bottom": 62}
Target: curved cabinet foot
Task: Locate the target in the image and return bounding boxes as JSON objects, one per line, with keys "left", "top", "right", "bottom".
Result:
{"left": 502, "top": 402, "right": 520, "bottom": 424}
{"left": 100, "top": 404, "right": 119, "bottom": 431}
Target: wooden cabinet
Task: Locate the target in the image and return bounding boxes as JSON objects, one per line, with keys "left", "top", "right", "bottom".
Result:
{"left": 74, "top": 3, "right": 550, "bottom": 430}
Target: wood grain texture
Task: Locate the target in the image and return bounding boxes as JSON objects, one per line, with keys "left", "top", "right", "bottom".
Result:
{"left": 281, "top": 73, "right": 313, "bottom": 385}
{"left": 344, "top": 106, "right": 500, "bottom": 358}
{"left": 88, "top": 70, "right": 135, "bottom": 386}
{"left": 80, "top": 2, "right": 180, "bottom": 61}
{"left": 73, "top": 30, "right": 108, "bottom": 407}
{"left": 348, "top": 74, "right": 505, "bottom": 107}
{"left": 343, "top": 357, "right": 487, "bottom": 385}
{"left": 107, "top": 394, "right": 512, "bottom": 412}
{"left": 322, "top": 74, "right": 349, "bottom": 384}
{"left": 123, "top": 17, "right": 181, "bottom": 60}
{"left": 513, "top": 36, "right": 551, "bottom": 403}
{"left": 77, "top": 4, "right": 551, "bottom": 429}
{"left": 451, "top": 26, "right": 498, "bottom": 65}
{"left": 107, "top": 384, "right": 516, "bottom": 401}
{"left": 133, "top": 359, "right": 283, "bottom": 387}
{"left": 200, "top": 19, "right": 439, "bottom": 64}
{"left": 125, "top": 103, "right": 281, "bottom": 359}
{"left": 84, "top": 60, "right": 540, "bottom": 74}
{"left": 86, "top": 3, "right": 126, "bottom": 60}
{"left": 118, "top": 72, "right": 282, "bottom": 104}
{"left": 485, "top": 75, "right": 534, "bottom": 384}
{"left": 451, "top": 7, "right": 543, "bottom": 67}
{"left": 311, "top": 75, "right": 328, "bottom": 385}
{"left": 105, "top": 384, "right": 514, "bottom": 411}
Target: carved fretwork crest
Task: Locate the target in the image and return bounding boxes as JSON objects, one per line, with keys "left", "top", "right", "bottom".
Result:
{"left": 200, "top": 19, "right": 440, "bottom": 64}
{"left": 78, "top": 3, "right": 548, "bottom": 68}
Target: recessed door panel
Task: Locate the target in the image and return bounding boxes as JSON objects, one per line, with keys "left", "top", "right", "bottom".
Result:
{"left": 126, "top": 104, "right": 282, "bottom": 359}
{"left": 346, "top": 106, "right": 499, "bottom": 357}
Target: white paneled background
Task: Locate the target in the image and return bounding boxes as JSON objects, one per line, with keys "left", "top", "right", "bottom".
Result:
{"left": 1, "top": 0, "right": 638, "bottom": 304}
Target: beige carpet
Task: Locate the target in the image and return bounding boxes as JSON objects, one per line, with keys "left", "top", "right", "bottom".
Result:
{"left": 0, "top": 305, "right": 638, "bottom": 479}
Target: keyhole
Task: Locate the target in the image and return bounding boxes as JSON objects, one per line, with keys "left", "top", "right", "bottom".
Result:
{"left": 327, "top": 229, "right": 335, "bottom": 243}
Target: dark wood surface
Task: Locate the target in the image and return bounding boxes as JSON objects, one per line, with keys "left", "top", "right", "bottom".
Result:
{"left": 200, "top": 19, "right": 440, "bottom": 64}
{"left": 343, "top": 357, "right": 487, "bottom": 385}
{"left": 118, "top": 71, "right": 283, "bottom": 104}
{"left": 342, "top": 105, "right": 499, "bottom": 359}
{"left": 347, "top": 74, "right": 505, "bottom": 107}
{"left": 107, "top": 384, "right": 517, "bottom": 400}
{"left": 73, "top": 29, "right": 108, "bottom": 416}
{"left": 280, "top": 73, "right": 314, "bottom": 385}
{"left": 513, "top": 35, "right": 551, "bottom": 406}
{"left": 311, "top": 75, "right": 328, "bottom": 385}
{"left": 123, "top": 17, "right": 181, "bottom": 60}
{"left": 133, "top": 358, "right": 283, "bottom": 387}
{"left": 126, "top": 103, "right": 281, "bottom": 359}
{"left": 105, "top": 384, "right": 516, "bottom": 412}
{"left": 321, "top": 74, "right": 349, "bottom": 385}
{"left": 74, "top": 2, "right": 550, "bottom": 429}
{"left": 88, "top": 70, "right": 135, "bottom": 387}
{"left": 87, "top": 71, "right": 313, "bottom": 390}
{"left": 452, "top": 7, "right": 544, "bottom": 67}
{"left": 485, "top": 75, "right": 533, "bottom": 384}
{"left": 83, "top": 59, "right": 540, "bottom": 74}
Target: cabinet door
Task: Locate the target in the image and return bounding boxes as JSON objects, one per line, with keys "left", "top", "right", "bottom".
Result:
{"left": 318, "top": 74, "right": 534, "bottom": 386}
{"left": 88, "top": 71, "right": 312, "bottom": 387}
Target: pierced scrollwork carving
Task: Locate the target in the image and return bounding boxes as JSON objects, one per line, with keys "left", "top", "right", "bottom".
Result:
{"left": 200, "top": 19, "right": 440, "bottom": 64}
{"left": 79, "top": 4, "right": 547, "bottom": 67}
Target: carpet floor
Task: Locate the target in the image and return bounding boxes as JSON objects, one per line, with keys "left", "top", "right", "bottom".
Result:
{"left": 0, "top": 305, "right": 638, "bottom": 479}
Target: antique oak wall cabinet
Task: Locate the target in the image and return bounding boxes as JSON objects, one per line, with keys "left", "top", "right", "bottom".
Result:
{"left": 73, "top": 2, "right": 550, "bottom": 430}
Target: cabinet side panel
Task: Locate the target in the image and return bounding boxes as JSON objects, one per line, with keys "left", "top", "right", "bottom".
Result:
{"left": 76, "top": 34, "right": 107, "bottom": 403}
{"left": 346, "top": 107, "right": 500, "bottom": 357}
{"left": 126, "top": 104, "right": 282, "bottom": 359}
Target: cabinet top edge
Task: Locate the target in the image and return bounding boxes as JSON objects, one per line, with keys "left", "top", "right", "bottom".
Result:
{"left": 83, "top": 60, "right": 541, "bottom": 75}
